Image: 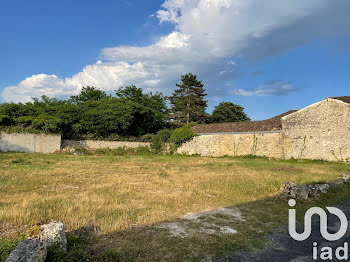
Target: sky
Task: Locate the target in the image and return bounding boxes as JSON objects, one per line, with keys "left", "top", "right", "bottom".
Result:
{"left": 0, "top": 0, "right": 350, "bottom": 120}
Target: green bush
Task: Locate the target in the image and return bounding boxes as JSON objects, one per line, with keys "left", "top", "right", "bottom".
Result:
{"left": 139, "top": 133, "right": 154, "bottom": 142}
{"left": 72, "top": 146, "right": 91, "bottom": 155}
{"left": 151, "top": 129, "right": 172, "bottom": 152}
{"left": 15, "top": 116, "right": 34, "bottom": 126}
{"left": 169, "top": 123, "right": 197, "bottom": 147}
{"left": 0, "top": 115, "right": 11, "bottom": 125}
{"left": 0, "top": 126, "right": 45, "bottom": 135}
{"left": 133, "top": 146, "right": 153, "bottom": 155}
{"left": 93, "top": 146, "right": 152, "bottom": 156}
{"left": 32, "top": 114, "right": 62, "bottom": 133}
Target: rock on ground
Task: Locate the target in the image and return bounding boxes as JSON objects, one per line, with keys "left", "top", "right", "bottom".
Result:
{"left": 283, "top": 173, "right": 349, "bottom": 200}
{"left": 5, "top": 239, "right": 47, "bottom": 262}
{"left": 39, "top": 221, "right": 67, "bottom": 251}
{"left": 159, "top": 207, "right": 244, "bottom": 238}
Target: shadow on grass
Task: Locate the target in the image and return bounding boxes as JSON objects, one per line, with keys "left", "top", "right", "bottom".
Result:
{"left": 43, "top": 180, "right": 350, "bottom": 262}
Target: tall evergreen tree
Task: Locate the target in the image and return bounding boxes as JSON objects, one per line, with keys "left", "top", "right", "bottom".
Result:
{"left": 169, "top": 73, "right": 207, "bottom": 125}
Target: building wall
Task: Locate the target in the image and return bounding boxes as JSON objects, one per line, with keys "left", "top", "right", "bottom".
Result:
{"left": 62, "top": 139, "right": 150, "bottom": 149}
{"left": 0, "top": 133, "right": 61, "bottom": 153}
{"left": 178, "top": 99, "right": 350, "bottom": 161}
{"left": 177, "top": 132, "right": 284, "bottom": 158}
{"left": 282, "top": 98, "right": 350, "bottom": 161}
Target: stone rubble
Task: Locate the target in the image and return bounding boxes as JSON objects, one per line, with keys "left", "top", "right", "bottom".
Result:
{"left": 5, "top": 239, "right": 47, "bottom": 262}
{"left": 6, "top": 221, "right": 66, "bottom": 262}
{"left": 39, "top": 221, "right": 67, "bottom": 251}
{"left": 284, "top": 173, "right": 350, "bottom": 200}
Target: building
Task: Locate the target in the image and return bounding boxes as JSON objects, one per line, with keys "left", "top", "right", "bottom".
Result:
{"left": 178, "top": 96, "right": 350, "bottom": 161}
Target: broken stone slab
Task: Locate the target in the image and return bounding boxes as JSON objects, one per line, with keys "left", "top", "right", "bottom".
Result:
{"left": 308, "top": 184, "right": 330, "bottom": 197}
{"left": 284, "top": 183, "right": 330, "bottom": 200}
{"left": 283, "top": 182, "right": 311, "bottom": 200}
{"left": 5, "top": 238, "right": 47, "bottom": 262}
{"left": 39, "top": 221, "right": 67, "bottom": 251}
{"left": 284, "top": 174, "right": 349, "bottom": 199}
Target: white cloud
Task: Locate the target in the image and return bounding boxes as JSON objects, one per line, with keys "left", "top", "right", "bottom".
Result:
{"left": 232, "top": 81, "right": 296, "bottom": 96}
{"left": 2, "top": 0, "right": 350, "bottom": 102}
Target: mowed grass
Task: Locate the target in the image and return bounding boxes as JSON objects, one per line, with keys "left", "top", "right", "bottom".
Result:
{"left": 0, "top": 152, "right": 350, "bottom": 261}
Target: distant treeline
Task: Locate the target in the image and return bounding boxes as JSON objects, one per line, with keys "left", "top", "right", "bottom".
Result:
{"left": 0, "top": 86, "right": 168, "bottom": 140}
{"left": 0, "top": 73, "right": 250, "bottom": 140}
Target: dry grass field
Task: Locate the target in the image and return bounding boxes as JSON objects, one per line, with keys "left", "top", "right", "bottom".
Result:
{"left": 1, "top": 151, "right": 350, "bottom": 261}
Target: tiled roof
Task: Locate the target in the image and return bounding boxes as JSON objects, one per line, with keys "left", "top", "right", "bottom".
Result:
{"left": 331, "top": 96, "right": 350, "bottom": 104}
{"left": 192, "top": 110, "right": 297, "bottom": 134}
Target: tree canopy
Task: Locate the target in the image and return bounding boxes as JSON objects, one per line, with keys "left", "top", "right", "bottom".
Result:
{"left": 208, "top": 102, "right": 250, "bottom": 123}
{"left": 0, "top": 77, "right": 251, "bottom": 139}
{"left": 169, "top": 73, "right": 207, "bottom": 125}
{"left": 0, "top": 86, "right": 168, "bottom": 139}
{"left": 69, "top": 86, "right": 107, "bottom": 103}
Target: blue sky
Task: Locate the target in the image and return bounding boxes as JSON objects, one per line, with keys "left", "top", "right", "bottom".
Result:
{"left": 1, "top": 0, "right": 350, "bottom": 120}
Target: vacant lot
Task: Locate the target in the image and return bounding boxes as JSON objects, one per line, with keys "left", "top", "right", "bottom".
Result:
{"left": 1, "top": 152, "right": 350, "bottom": 261}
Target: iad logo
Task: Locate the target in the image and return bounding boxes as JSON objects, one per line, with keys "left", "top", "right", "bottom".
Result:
{"left": 288, "top": 199, "right": 348, "bottom": 241}
{"left": 288, "top": 199, "right": 349, "bottom": 260}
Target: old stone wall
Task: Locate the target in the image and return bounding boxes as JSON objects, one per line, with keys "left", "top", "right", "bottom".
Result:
{"left": 0, "top": 133, "right": 61, "bottom": 153}
{"left": 282, "top": 98, "right": 350, "bottom": 161}
{"left": 178, "top": 99, "right": 350, "bottom": 161}
{"left": 62, "top": 139, "right": 150, "bottom": 150}
{"left": 177, "top": 132, "right": 284, "bottom": 158}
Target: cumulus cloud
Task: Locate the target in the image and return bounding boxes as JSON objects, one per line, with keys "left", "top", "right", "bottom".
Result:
{"left": 2, "top": 0, "right": 350, "bottom": 102}
{"left": 232, "top": 81, "right": 296, "bottom": 96}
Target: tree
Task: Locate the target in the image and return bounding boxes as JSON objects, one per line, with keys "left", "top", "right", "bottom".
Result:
{"left": 169, "top": 73, "right": 207, "bottom": 125}
{"left": 115, "top": 85, "right": 144, "bottom": 104}
{"left": 69, "top": 86, "right": 107, "bottom": 103}
{"left": 78, "top": 98, "right": 135, "bottom": 137}
{"left": 208, "top": 102, "right": 250, "bottom": 123}
{"left": 116, "top": 85, "right": 169, "bottom": 131}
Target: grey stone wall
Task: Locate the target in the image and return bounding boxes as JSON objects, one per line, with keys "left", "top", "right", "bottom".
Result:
{"left": 282, "top": 98, "right": 350, "bottom": 161}
{"left": 0, "top": 133, "right": 61, "bottom": 153}
{"left": 62, "top": 139, "right": 150, "bottom": 150}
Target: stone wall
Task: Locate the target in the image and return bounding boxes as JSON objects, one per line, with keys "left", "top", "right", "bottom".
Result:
{"left": 282, "top": 98, "right": 350, "bottom": 161}
{"left": 62, "top": 139, "right": 150, "bottom": 150}
{"left": 178, "top": 98, "right": 350, "bottom": 161}
{"left": 0, "top": 133, "right": 61, "bottom": 153}
{"left": 177, "top": 132, "right": 284, "bottom": 158}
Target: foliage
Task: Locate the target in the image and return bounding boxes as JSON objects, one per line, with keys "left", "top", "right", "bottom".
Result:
{"left": 100, "top": 249, "right": 121, "bottom": 261}
{"left": 46, "top": 234, "right": 89, "bottom": 262}
{"left": 0, "top": 86, "right": 169, "bottom": 139}
{"left": 78, "top": 98, "right": 135, "bottom": 137}
{"left": 116, "top": 85, "right": 169, "bottom": 132}
{"left": 32, "top": 114, "right": 62, "bottom": 133}
{"left": 74, "top": 146, "right": 153, "bottom": 156}
{"left": 169, "top": 123, "right": 197, "bottom": 147}
{"left": 15, "top": 116, "right": 34, "bottom": 126}
{"left": 72, "top": 146, "right": 92, "bottom": 155}
{"left": 69, "top": 86, "right": 107, "bottom": 103}
{"left": 208, "top": 102, "right": 250, "bottom": 123}
{"left": 0, "top": 115, "right": 11, "bottom": 125}
{"left": 169, "top": 73, "right": 208, "bottom": 125}
{"left": 151, "top": 129, "right": 172, "bottom": 152}
{"left": 0, "top": 126, "right": 49, "bottom": 135}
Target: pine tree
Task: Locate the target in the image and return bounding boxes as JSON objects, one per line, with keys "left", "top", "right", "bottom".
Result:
{"left": 169, "top": 73, "right": 208, "bottom": 125}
